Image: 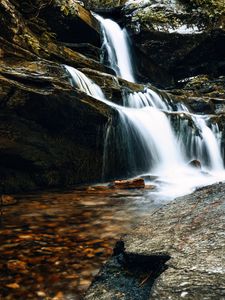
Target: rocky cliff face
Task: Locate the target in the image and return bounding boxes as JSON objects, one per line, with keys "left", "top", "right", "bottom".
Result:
{"left": 123, "top": 0, "right": 225, "bottom": 83}
{"left": 0, "top": 0, "right": 115, "bottom": 192}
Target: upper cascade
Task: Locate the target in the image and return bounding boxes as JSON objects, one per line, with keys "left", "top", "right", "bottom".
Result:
{"left": 95, "top": 14, "right": 136, "bottom": 82}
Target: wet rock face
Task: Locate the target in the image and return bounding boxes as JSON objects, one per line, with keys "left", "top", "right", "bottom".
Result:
{"left": 168, "top": 75, "right": 225, "bottom": 113}
{"left": 39, "top": 2, "right": 101, "bottom": 46}
{"left": 0, "top": 0, "right": 108, "bottom": 73}
{"left": 0, "top": 61, "right": 114, "bottom": 193}
{"left": 123, "top": 0, "right": 225, "bottom": 84}
{"left": 0, "top": 0, "right": 119, "bottom": 193}
{"left": 85, "top": 182, "right": 225, "bottom": 299}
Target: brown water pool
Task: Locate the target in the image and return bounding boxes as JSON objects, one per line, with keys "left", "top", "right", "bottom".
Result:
{"left": 0, "top": 186, "right": 161, "bottom": 300}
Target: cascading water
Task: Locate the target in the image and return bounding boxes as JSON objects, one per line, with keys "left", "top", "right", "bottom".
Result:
{"left": 174, "top": 104, "right": 224, "bottom": 172}
{"left": 192, "top": 116, "right": 224, "bottom": 171}
{"left": 65, "top": 16, "right": 225, "bottom": 199}
{"left": 65, "top": 65, "right": 105, "bottom": 100}
{"left": 96, "top": 15, "right": 135, "bottom": 82}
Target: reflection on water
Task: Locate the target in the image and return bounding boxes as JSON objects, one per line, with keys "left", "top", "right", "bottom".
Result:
{"left": 0, "top": 187, "right": 160, "bottom": 300}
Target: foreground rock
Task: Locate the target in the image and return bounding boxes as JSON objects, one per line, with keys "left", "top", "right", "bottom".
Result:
{"left": 85, "top": 182, "right": 225, "bottom": 299}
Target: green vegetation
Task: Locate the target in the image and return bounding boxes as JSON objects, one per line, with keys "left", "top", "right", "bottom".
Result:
{"left": 54, "top": 0, "right": 79, "bottom": 16}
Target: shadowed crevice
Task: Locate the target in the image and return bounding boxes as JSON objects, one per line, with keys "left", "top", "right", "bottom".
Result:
{"left": 85, "top": 241, "right": 170, "bottom": 300}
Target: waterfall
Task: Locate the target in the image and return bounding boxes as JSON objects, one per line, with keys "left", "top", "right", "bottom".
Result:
{"left": 64, "top": 16, "right": 225, "bottom": 198}
{"left": 65, "top": 65, "right": 105, "bottom": 100}
{"left": 124, "top": 89, "right": 224, "bottom": 171}
{"left": 173, "top": 103, "right": 224, "bottom": 172}
{"left": 191, "top": 116, "right": 224, "bottom": 171}
{"left": 124, "top": 88, "right": 170, "bottom": 110}
{"left": 122, "top": 106, "right": 184, "bottom": 171}
{"left": 96, "top": 15, "right": 135, "bottom": 82}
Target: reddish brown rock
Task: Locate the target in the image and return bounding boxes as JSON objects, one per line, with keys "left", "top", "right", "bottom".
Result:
{"left": 113, "top": 178, "right": 145, "bottom": 189}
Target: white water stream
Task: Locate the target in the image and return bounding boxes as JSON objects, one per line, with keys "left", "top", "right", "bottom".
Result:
{"left": 65, "top": 16, "right": 225, "bottom": 199}
{"left": 96, "top": 15, "right": 135, "bottom": 82}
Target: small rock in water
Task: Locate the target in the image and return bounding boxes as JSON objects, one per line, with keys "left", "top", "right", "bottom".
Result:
{"left": 52, "top": 291, "right": 64, "bottom": 300}
{"left": 112, "top": 178, "right": 145, "bottom": 189}
{"left": 188, "top": 159, "right": 201, "bottom": 169}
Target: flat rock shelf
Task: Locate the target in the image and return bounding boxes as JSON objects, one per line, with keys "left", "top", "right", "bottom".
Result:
{"left": 85, "top": 182, "right": 225, "bottom": 300}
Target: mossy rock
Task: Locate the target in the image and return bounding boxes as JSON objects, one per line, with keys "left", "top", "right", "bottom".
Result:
{"left": 123, "top": 0, "right": 225, "bottom": 83}
{"left": 83, "top": 0, "right": 128, "bottom": 9}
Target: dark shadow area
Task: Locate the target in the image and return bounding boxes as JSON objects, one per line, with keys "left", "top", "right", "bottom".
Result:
{"left": 87, "top": 241, "right": 170, "bottom": 300}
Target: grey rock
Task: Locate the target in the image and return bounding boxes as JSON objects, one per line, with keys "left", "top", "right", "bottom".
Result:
{"left": 85, "top": 182, "right": 225, "bottom": 299}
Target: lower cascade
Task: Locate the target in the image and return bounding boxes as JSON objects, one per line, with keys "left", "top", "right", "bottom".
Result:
{"left": 65, "top": 65, "right": 225, "bottom": 199}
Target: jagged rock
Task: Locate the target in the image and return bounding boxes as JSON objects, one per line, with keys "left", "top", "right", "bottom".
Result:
{"left": 0, "top": 0, "right": 108, "bottom": 73}
{"left": 62, "top": 43, "right": 101, "bottom": 61}
{"left": 167, "top": 75, "right": 225, "bottom": 114}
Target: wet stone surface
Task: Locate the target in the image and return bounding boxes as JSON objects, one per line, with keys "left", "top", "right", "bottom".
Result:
{"left": 0, "top": 186, "right": 160, "bottom": 300}
{"left": 85, "top": 182, "right": 225, "bottom": 299}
